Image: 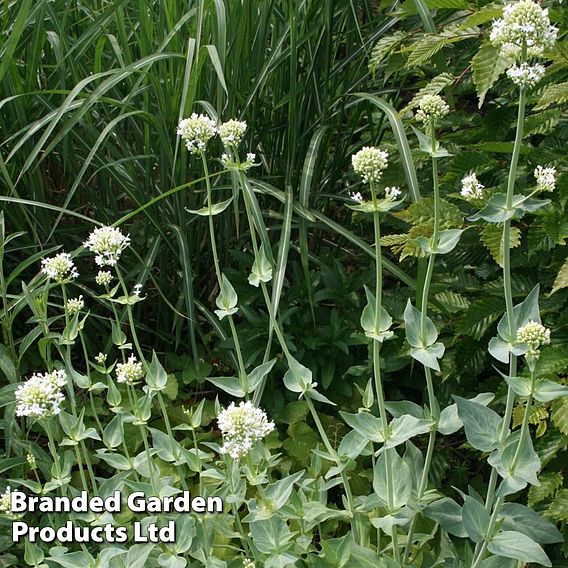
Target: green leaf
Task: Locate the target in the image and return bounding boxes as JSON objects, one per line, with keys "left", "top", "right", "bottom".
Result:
{"left": 247, "top": 359, "right": 277, "bottom": 393}
{"left": 360, "top": 287, "right": 394, "bottom": 342}
{"left": 283, "top": 357, "right": 314, "bottom": 395}
{"left": 487, "top": 531, "right": 551, "bottom": 567}
{"left": 551, "top": 397, "right": 568, "bottom": 436}
{"left": 424, "top": 497, "right": 467, "bottom": 538}
{"left": 472, "top": 43, "right": 512, "bottom": 108}
{"left": 500, "top": 503, "right": 563, "bottom": 544}
{"left": 532, "top": 379, "right": 568, "bottom": 403}
{"left": 535, "top": 80, "right": 568, "bottom": 111}
{"left": 206, "top": 376, "right": 244, "bottom": 398}
{"left": 340, "top": 411, "right": 384, "bottom": 443}
{"left": 248, "top": 243, "right": 273, "bottom": 287}
{"left": 373, "top": 450, "right": 412, "bottom": 509}
{"left": 103, "top": 415, "right": 124, "bottom": 449}
{"left": 250, "top": 517, "right": 295, "bottom": 555}
{"left": 455, "top": 396, "right": 502, "bottom": 452}
{"left": 410, "top": 342, "right": 445, "bottom": 371}
{"left": 214, "top": 273, "right": 238, "bottom": 320}
{"left": 387, "top": 414, "right": 432, "bottom": 449}
{"left": 469, "top": 194, "right": 514, "bottom": 223}
{"left": 551, "top": 256, "right": 568, "bottom": 295}
{"left": 187, "top": 196, "right": 233, "bottom": 216}
{"left": 414, "top": 228, "right": 463, "bottom": 254}
{"left": 497, "top": 284, "right": 541, "bottom": 343}
{"left": 146, "top": 351, "right": 168, "bottom": 391}
{"left": 403, "top": 299, "right": 438, "bottom": 348}
{"left": 481, "top": 223, "right": 521, "bottom": 267}
{"left": 546, "top": 488, "right": 568, "bottom": 521}
{"left": 528, "top": 472, "right": 563, "bottom": 506}
{"left": 462, "top": 495, "right": 489, "bottom": 543}
{"left": 438, "top": 393, "right": 495, "bottom": 435}
{"left": 320, "top": 533, "right": 352, "bottom": 568}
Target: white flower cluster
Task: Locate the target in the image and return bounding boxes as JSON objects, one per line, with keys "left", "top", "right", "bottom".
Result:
{"left": 0, "top": 487, "right": 14, "bottom": 517}
{"left": 95, "top": 352, "right": 107, "bottom": 365}
{"left": 490, "top": 0, "right": 558, "bottom": 60}
{"left": 221, "top": 152, "right": 256, "bottom": 171}
{"left": 177, "top": 113, "right": 217, "bottom": 154}
{"left": 460, "top": 172, "right": 485, "bottom": 201}
{"left": 384, "top": 186, "right": 402, "bottom": 200}
{"left": 217, "top": 401, "right": 274, "bottom": 459}
{"left": 15, "top": 370, "right": 67, "bottom": 419}
{"left": 41, "top": 253, "right": 79, "bottom": 283}
{"left": 415, "top": 94, "right": 450, "bottom": 127}
{"left": 115, "top": 355, "right": 144, "bottom": 385}
{"left": 352, "top": 147, "right": 389, "bottom": 184}
{"left": 534, "top": 165, "right": 556, "bottom": 192}
{"left": 506, "top": 62, "right": 545, "bottom": 86}
{"left": 517, "top": 320, "right": 551, "bottom": 358}
{"left": 84, "top": 226, "right": 130, "bottom": 267}
{"left": 218, "top": 119, "right": 247, "bottom": 147}
{"left": 66, "top": 295, "right": 84, "bottom": 316}
{"left": 242, "top": 560, "right": 255, "bottom": 568}
{"left": 27, "top": 454, "right": 37, "bottom": 469}
{"left": 350, "top": 191, "right": 363, "bottom": 203}
{"left": 95, "top": 270, "right": 113, "bottom": 287}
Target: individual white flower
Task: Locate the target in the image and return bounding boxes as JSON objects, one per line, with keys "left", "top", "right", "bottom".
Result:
{"left": 517, "top": 320, "right": 551, "bottom": 358}
{"left": 133, "top": 283, "right": 143, "bottom": 296}
{"left": 15, "top": 370, "right": 67, "bottom": 419}
{"left": 95, "top": 352, "right": 107, "bottom": 365}
{"left": 115, "top": 355, "right": 144, "bottom": 385}
{"left": 415, "top": 94, "right": 450, "bottom": 127}
{"left": 352, "top": 147, "right": 389, "bottom": 184}
{"left": 177, "top": 113, "right": 217, "bottom": 154}
{"left": 66, "top": 295, "right": 84, "bottom": 316}
{"left": 506, "top": 62, "right": 545, "bottom": 86}
{"left": 0, "top": 487, "right": 15, "bottom": 517}
{"left": 350, "top": 191, "right": 363, "bottom": 203}
{"left": 384, "top": 186, "right": 402, "bottom": 200}
{"left": 84, "top": 226, "right": 130, "bottom": 267}
{"left": 95, "top": 270, "right": 113, "bottom": 287}
{"left": 26, "top": 454, "right": 37, "bottom": 470}
{"left": 490, "top": 0, "right": 558, "bottom": 60}
{"left": 218, "top": 119, "right": 247, "bottom": 147}
{"left": 41, "top": 253, "right": 79, "bottom": 283}
{"left": 217, "top": 401, "right": 275, "bottom": 459}
{"left": 534, "top": 165, "right": 556, "bottom": 192}
{"left": 460, "top": 172, "right": 485, "bottom": 201}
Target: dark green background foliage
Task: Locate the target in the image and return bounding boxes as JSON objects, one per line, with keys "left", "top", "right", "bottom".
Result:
{"left": 1, "top": 0, "right": 567, "bottom": 563}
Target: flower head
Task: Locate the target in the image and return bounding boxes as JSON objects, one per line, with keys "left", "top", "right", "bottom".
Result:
{"left": 506, "top": 62, "right": 545, "bottom": 86}
{"left": 460, "top": 172, "right": 485, "bottom": 201}
{"left": 490, "top": 0, "right": 558, "bottom": 60}
{"left": 218, "top": 119, "right": 247, "bottom": 147}
{"left": 66, "top": 295, "right": 84, "bottom": 316}
{"left": 352, "top": 147, "right": 389, "bottom": 184}
{"left": 84, "top": 226, "right": 130, "bottom": 267}
{"left": 95, "top": 270, "right": 113, "bottom": 287}
{"left": 221, "top": 152, "right": 256, "bottom": 171}
{"left": 534, "top": 165, "right": 556, "bottom": 192}
{"left": 27, "top": 454, "right": 36, "bottom": 470}
{"left": 384, "top": 186, "right": 402, "bottom": 200}
{"left": 517, "top": 320, "right": 551, "bottom": 358}
{"left": 41, "top": 253, "right": 79, "bottom": 283}
{"left": 217, "top": 401, "right": 274, "bottom": 459}
{"left": 15, "top": 370, "right": 67, "bottom": 419}
{"left": 95, "top": 352, "right": 107, "bottom": 366}
{"left": 177, "top": 113, "right": 217, "bottom": 154}
{"left": 415, "top": 94, "right": 450, "bottom": 127}
{"left": 243, "top": 560, "right": 255, "bottom": 568}
{"left": 0, "top": 487, "right": 15, "bottom": 517}
{"left": 115, "top": 355, "right": 144, "bottom": 385}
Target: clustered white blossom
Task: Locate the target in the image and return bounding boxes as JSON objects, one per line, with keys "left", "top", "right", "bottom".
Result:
{"left": 217, "top": 401, "right": 275, "bottom": 459}
{"left": 490, "top": 0, "right": 558, "bottom": 60}
{"left": 115, "top": 355, "right": 144, "bottom": 385}
{"left": 506, "top": 62, "right": 545, "bottom": 86}
{"left": 26, "top": 454, "right": 36, "bottom": 470}
{"left": 177, "top": 113, "right": 217, "bottom": 154}
{"left": 0, "top": 487, "right": 14, "bottom": 516}
{"left": 15, "top": 370, "right": 67, "bottom": 419}
{"left": 95, "top": 352, "right": 107, "bottom": 366}
{"left": 95, "top": 270, "right": 113, "bottom": 287}
{"left": 84, "top": 226, "right": 130, "bottom": 267}
{"left": 218, "top": 119, "right": 247, "bottom": 147}
{"left": 385, "top": 186, "right": 402, "bottom": 200}
{"left": 460, "top": 172, "right": 485, "bottom": 201}
{"left": 534, "top": 165, "right": 556, "bottom": 192}
{"left": 517, "top": 320, "right": 551, "bottom": 358}
{"left": 41, "top": 253, "right": 79, "bottom": 283}
{"left": 352, "top": 147, "right": 389, "bottom": 184}
{"left": 415, "top": 94, "right": 450, "bottom": 127}
{"left": 221, "top": 152, "right": 256, "bottom": 171}
{"left": 66, "top": 295, "right": 84, "bottom": 316}
{"left": 242, "top": 560, "right": 255, "bottom": 568}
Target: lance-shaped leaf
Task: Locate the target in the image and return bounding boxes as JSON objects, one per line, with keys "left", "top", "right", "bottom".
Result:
{"left": 360, "top": 286, "right": 394, "bottom": 342}
{"left": 146, "top": 351, "right": 168, "bottom": 391}
{"left": 469, "top": 194, "right": 550, "bottom": 224}
{"left": 206, "top": 376, "right": 244, "bottom": 398}
{"left": 411, "top": 125, "right": 453, "bottom": 158}
{"left": 373, "top": 450, "right": 412, "bottom": 509}
{"left": 214, "top": 273, "right": 238, "bottom": 320}
{"left": 497, "top": 284, "right": 540, "bottom": 342}
{"left": 410, "top": 342, "right": 445, "bottom": 371}
{"left": 187, "top": 196, "right": 233, "bottom": 216}
{"left": 247, "top": 359, "right": 277, "bottom": 393}
{"left": 462, "top": 495, "right": 489, "bottom": 543}
{"left": 340, "top": 411, "right": 384, "bottom": 443}
{"left": 248, "top": 243, "right": 273, "bottom": 287}
{"left": 414, "top": 229, "right": 464, "bottom": 255}
{"left": 424, "top": 497, "right": 467, "bottom": 537}
{"left": 385, "top": 414, "right": 433, "bottom": 448}
{"left": 487, "top": 531, "right": 551, "bottom": 567}
{"left": 500, "top": 503, "right": 564, "bottom": 544}
{"left": 347, "top": 197, "right": 404, "bottom": 214}
{"left": 454, "top": 396, "right": 502, "bottom": 452}
{"left": 404, "top": 299, "right": 438, "bottom": 348}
